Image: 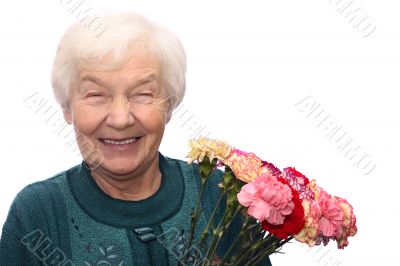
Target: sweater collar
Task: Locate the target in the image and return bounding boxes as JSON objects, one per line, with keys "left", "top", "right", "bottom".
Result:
{"left": 67, "top": 153, "right": 185, "bottom": 228}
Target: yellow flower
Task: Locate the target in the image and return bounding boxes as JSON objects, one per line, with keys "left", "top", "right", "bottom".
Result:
{"left": 187, "top": 137, "right": 233, "bottom": 164}
{"left": 225, "top": 150, "right": 269, "bottom": 183}
{"left": 294, "top": 199, "right": 320, "bottom": 247}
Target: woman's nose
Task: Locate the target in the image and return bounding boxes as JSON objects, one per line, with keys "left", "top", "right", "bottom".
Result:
{"left": 105, "top": 96, "right": 135, "bottom": 130}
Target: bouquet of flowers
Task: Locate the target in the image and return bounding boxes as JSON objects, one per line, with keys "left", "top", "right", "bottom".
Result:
{"left": 182, "top": 137, "right": 357, "bottom": 265}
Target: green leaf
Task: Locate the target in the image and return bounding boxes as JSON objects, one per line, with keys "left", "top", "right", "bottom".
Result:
{"left": 199, "top": 156, "right": 214, "bottom": 183}
{"left": 233, "top": 179, "right": 245, "bottom": 193}
{"left": 222, "top": 169, "right": 235, "bottom": 190}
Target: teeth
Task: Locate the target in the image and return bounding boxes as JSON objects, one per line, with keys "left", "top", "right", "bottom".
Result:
{"left": 103, "top": 138, "right": 138, "bottom": 145}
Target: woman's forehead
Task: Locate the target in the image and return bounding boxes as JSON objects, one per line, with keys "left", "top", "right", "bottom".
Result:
{"left": 78, "top": 71, "right": 160, "bottom": 90}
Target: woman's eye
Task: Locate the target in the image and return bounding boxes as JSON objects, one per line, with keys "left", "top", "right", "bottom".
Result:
{"left": 85, "top": 92, "right": 107, "bottom": 104}
{"left": 139, "top": 93, "right": 153, "bottom": 97}
{"left": 87, "top": 92, "right": 104, "bottom": 98}
{"left": 131, "top": 92, "right": 154, "bottom": 103}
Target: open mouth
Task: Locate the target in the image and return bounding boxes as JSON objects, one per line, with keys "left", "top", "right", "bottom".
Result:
{"left": 99, "top": 136, "right": 143, "bottom": 145}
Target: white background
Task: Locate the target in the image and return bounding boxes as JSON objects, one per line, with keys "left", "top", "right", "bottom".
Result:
{"left": 1, "top": 0, "right": 399, "bottom": 265}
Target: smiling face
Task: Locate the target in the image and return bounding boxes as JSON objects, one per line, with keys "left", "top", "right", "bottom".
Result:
{"left": 64, "top": 48, "right": 169, "bottom": 178}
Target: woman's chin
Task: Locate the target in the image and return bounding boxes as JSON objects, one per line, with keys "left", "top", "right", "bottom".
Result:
{"left": 99, "top": 158, "right": 143, "bottom": 176}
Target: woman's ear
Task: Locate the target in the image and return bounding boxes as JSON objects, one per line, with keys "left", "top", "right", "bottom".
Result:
{"left": 63, "top": 110, "right": 72, "bottom": 124}
{"left": 164, "top": 109, "right": 171, "bottom": 124}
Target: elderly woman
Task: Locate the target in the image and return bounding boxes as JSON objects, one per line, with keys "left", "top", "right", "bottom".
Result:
{"left": 0, "top": 12, "right": 272, "bottom": 266}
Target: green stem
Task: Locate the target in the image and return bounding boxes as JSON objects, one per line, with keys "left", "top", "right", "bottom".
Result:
{"left": 230, "top": 231, "right": 267, "bottom": 264}
{"left": 203, "top": 205, "right": 241, "bottom": 265}
{"left": 198, "top": 190, "right": 228, "bottom": 249}
{"left": 218, "top": 215, "right": 252, "bottom": 266}
{"left": 184, "top": 177, "right": 208, "bottom": 263}
{"left": 245, "top": 236, "right": 294, "bottom": 266}
{"left": 202, "top": 212, "right": 230, "bottom": 265}
{"left": 244, "top": 247, "right": 274, "bottom": 266}
{"left": 232, "top": 234, "right": 277, "bottom": 266}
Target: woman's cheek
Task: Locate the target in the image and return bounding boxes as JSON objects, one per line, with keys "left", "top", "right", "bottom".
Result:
{"left": 72, "top": 103, "right": 106, "bottom": 133}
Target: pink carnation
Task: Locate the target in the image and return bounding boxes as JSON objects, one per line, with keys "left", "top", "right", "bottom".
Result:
{"left": 295, "top": 184, "right": 351, "bottom": 247}
{"left": 317, "top": 189, "right": 343, "bottom": 237}
{"left": 237, "top": 173, "right": 294, "bottom": 225}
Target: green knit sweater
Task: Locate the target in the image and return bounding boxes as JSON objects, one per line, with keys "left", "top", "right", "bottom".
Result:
{"left": 0, "top": 154, "right": 272, "bottom": 266}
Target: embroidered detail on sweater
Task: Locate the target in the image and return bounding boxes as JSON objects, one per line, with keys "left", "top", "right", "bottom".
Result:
{"left": 83, "top": 243, "right": 124, "bottom": 266}
{"left": 70, "top": 217, "right": 125, "bottom": 265}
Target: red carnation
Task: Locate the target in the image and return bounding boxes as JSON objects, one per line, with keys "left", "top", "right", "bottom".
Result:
{"left": 261, "top": 178, "right": 305, "bottom": 239}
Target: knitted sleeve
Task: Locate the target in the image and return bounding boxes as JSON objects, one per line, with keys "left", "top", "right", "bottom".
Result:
{"left": 0, "top": 195, "right": 34, "bottom": 265}
{"left": 0, "top": 177, "right": 72, "bottom": 266}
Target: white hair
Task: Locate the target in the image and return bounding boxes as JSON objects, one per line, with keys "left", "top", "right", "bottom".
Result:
{"left": 51, "top": 12, "right": 186, "bottom": 118}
